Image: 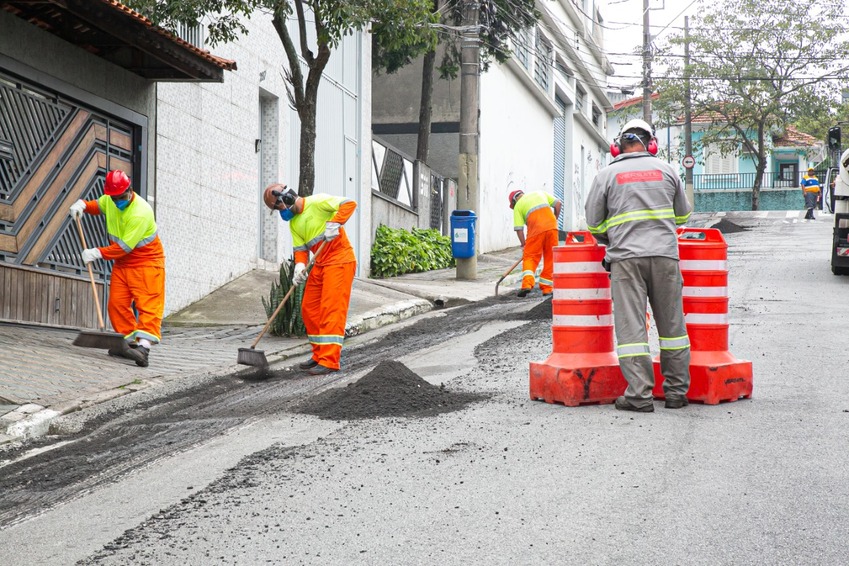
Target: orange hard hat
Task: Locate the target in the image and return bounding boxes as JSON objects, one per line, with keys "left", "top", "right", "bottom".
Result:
{"left": 508, "top": 190, "right": 524, "bottom": 208}
{"left": 104, "top": 170, "right": 131, "bottom": 196}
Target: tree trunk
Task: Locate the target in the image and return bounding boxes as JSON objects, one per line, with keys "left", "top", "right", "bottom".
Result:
{"left": 416, "top": 49, "right": 436, "bottom": 163}
{"left": 751, "top": 128, "right": 766, "bottom": 211}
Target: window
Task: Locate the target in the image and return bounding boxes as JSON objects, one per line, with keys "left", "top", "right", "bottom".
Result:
{"left": 705, "top": 143, "right": 738, "bottom": 175}
{"left": 576, "top": 85, "right": 586, "bottom": 114}
{"left": 591, "top": 104, "right": 602, "bottom": 128}
{"left": 534, "top": 31, "right": 552, "bottom": 90}
{"left": 513, "top": 27, "right": 532, "bottom": 70}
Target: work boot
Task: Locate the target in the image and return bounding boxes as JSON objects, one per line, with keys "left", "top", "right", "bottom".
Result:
{"left": 124, "top": 344, "right": 150, "bottom": 368}
{"left": 614, "top": 395, "right": 654, "bottom": 413}
{"left": 664, "top": 396, "right": 689, "bottom": 409}
{"left": 517, "top": 288, "right": 530, "bottom": 298}
{"left": 308, "top": 364, "right": 338, "bottom": 376}
{"left": 299, "top": 358, "right": 319, "bottom": 370}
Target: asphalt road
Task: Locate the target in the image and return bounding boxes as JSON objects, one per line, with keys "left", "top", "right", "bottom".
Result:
{"left": 1, "top": 214, "right": 847, "bottom": 566}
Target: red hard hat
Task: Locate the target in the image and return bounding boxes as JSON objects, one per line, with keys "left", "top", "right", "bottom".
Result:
{"left": 508, "top": 190, "right": 524, "bottom": 208}
{"left": 104, "top": 170, "right": 131, "bottom": 196}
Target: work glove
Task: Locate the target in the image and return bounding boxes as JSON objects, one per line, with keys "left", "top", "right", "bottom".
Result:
{"left": 69, "top": 199, "right": 86, "bottom": 219}
{"left": 601, "top": 257, "right": 611, "bottom": 272}
{"left": 81, "top": 248, "right": 102, "bottom": 264}
{"left": 324, "top": 221, "right": 341, "bottom": 241}
{"left": 293, "top": 262, "right": 307, "bottom": 286}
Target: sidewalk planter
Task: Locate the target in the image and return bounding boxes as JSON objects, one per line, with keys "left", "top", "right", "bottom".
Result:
{"left": 450, "top": 210, "right": 477, "bottom": 259}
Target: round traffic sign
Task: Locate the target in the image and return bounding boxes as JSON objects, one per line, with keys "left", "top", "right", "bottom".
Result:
{"left": 682, "top": 155, "right": 696, "bottom": 169}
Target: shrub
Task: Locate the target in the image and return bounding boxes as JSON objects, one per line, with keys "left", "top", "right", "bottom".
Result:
{"left": 370, "top": 224, "right": 454, "bottom": 278}
{"left": 261, "top": 257, "right": 306, "bottom": 337}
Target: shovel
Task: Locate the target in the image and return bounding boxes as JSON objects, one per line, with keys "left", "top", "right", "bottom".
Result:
{"left": 71, "top": 215, "right": 126, "bottom": 350}
{"left": 237, "top": 240, "right": 328, "bottom": 368}
{"left": 495, "top": 257, "right": 523, "bottom": 296}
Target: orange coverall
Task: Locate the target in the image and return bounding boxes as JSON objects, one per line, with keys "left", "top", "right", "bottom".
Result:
{"left": 84, "top": 194, "right": 165, "bottom": 344}
{"left": 291, "top": 195, "right": 357, "bottom": 370}
{"left": 513, "top": 191, "right": 561, "bottom": 294}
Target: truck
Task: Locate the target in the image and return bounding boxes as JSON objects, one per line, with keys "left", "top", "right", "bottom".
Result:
{"left": 828, "top": 149, "right": 849, "bottom": 275}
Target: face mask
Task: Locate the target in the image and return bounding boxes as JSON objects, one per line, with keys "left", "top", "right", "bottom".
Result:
{"left": 115, "top": 199, "right": 131, "bottom": 211}
{"left": 279, "top": 208, "right": 294, "bottom": 221}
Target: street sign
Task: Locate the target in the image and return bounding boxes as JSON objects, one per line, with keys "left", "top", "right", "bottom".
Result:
{"left": 682, "top": 155, "right": 696, "bottom": 169}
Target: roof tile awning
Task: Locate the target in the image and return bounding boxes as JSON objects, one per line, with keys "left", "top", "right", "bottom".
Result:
{"left": 2, "top": 0, "right": 237, "bottom": 82}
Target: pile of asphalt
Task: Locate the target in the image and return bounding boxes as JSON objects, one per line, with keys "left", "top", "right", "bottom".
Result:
{"left": 712, "top": 218, "right": 748, "bottom": 233}
{"left": 292, "top": 360, "right": 485, "bottom": 420}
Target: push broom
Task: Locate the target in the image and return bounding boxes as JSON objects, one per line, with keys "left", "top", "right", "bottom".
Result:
{"left": 237, "top": 240, "right": 327, "bottom": 368}
{"left": 71, "top": 215, "right": 127, "bottom": 350}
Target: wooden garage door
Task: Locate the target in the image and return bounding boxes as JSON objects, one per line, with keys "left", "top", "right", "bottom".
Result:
{"left": 0, "top": 70, "right": 138, "bottom": 328}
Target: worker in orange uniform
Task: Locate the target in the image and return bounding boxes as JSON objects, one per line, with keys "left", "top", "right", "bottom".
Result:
{"left": 263, "top": 184, "right": 357, "bottom": 375}
{"left": 69, "top": 170, "right": 165, "bottom": 367}
{"left": 801, "top": 167, "right": 821, "bottom": 220}
{"left": 508, "top": 190, "right": 562, "bottom": 297}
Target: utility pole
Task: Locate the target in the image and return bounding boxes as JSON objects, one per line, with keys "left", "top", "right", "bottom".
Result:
{"left": 641, "top": 0, "right": 652, "bottom": 122}
{"left": 683, "top": 16, "right": 694, "bottom": 207}
{"left": 457, "top": 0, "right": 479, "bottom": 280}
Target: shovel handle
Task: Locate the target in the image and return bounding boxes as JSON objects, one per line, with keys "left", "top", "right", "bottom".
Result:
{"left": 250, "top": 239, "right": 328, "bottom": 349}
{"left": 75, "top": 215, "right": 107, "bottom": 332}
{"left": 495, "top": 257, "right": 523, "bottom": 296}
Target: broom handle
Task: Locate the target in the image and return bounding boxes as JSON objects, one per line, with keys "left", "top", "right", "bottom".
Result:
{"left": 75, "top": 215, "right": 107, "bottom": 332}
{"left": 250, "top": 239, "right": 328, "bottom": 349}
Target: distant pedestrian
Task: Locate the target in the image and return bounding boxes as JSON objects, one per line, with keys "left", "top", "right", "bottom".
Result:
{"left": 69, "top": 170, "right": 165, "bottom": 367}
{"left": 263, "top": 184, "right": 357, "bottom": 375}
{"left": 508, "top": 190, "right": 561, "bottom": 297}
{"left": 585, "top": 119, "right": 692, "bottom": 412}
{"left": 801, "top": 168, "right": 821, "bottom": 220}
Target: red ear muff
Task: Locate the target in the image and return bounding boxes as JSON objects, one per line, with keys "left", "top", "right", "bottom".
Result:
{"left": 610, "top": 142, "right": 621, "bottom": 158}
{"left": 647, "top": 139, "right": 658, "bottom": 155}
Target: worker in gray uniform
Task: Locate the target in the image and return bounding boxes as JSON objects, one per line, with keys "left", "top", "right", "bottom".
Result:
{"left": 585, "top": 118, "right": 692, "bottom": 412}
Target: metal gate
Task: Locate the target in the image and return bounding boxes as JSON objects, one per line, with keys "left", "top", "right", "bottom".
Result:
{"left": 0, "top": 69, "right": 139, "bottom": 327}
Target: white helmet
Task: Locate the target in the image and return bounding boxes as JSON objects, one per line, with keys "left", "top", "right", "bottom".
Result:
{"left": 620, "top": 118, "right": 654, "bottom": 138}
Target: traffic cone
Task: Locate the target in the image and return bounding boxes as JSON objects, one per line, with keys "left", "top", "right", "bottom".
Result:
{"left": 530, "top": 232, "right": 627, "bottom": 406}
{"left": 653, "top": 228, "right": 753, "bottom": 405}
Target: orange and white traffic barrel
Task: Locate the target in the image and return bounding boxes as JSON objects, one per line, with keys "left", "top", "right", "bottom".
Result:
{"left": 530, "top": 232, "right": 627, "bottom": 406}
{"left": 652, "top": 227, "right": 753, "bottom": 404}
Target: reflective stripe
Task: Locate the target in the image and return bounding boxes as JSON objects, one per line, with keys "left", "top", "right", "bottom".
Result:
{"left": 684, "top": 313, "right": 728, "bottom": 324}
{"left": 679, "top": 259, "right": 727, "bottom": 271}
{"left": 617, "top": 342, "right": 651, "bottom": 358}
{"left": 554, "top": 261, "right": 606, "bottom": 274}
{"left": 552, "top": 314, "right": 613, "bottom": 326}
{"left": 109, "top": 234, "right": 132, "bottom": 253}
{"left": 683, "top": 286, "right": 727, "bottom": 297}
{"left": 553, "top": 288, "right": 611, "bottom": 300}
{"left": 659, "top": 335, "right": 690, "bottom": 350}
{"left": 676, "top": 212, "right": 691, "bottom": 224}
{"left": 522, "top": 270, "right": 535, "bottom": 278}
{"left": 593, "top": 207, "right": 676, "bottom": 232}
{"left": 538, "top": 276, "right": 552, "bottom": 286}
{"left": 308, "top": 334, "right": 344, "bottom": 346}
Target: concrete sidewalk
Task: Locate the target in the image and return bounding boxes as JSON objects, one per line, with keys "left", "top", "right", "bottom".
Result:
{"left": 0, "top": 247, "right": 526, "bottom": 445}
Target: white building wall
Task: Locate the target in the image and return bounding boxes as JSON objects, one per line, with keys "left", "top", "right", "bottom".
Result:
{"left": 479, "top": 64, "right": 556, "bottom": 253}
{"left": 156, "top": 16, "right": 370, "bottom": 315}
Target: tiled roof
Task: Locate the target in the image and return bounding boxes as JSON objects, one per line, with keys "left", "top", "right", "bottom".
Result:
{"left": 2, "top": 0, "right": 237, "bottom": 81}
{"left": 612, "top": 92, "right": 659, "bottom": 111}
{"left": 100, "top": 0, "right": 236, "bottom": 72}
{"left": 773, "top": 125, "right": 820, "bottom": 147}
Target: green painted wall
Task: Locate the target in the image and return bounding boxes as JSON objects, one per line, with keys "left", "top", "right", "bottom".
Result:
{"left": 694, "top": 189, "right": 805, "bottom": 212}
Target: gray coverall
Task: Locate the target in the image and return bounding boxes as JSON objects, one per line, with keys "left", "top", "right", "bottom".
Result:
{"left": 585, "top": 151, "right": 693, "bottom": 408}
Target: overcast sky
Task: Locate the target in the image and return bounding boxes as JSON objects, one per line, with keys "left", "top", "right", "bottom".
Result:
{"left": 600, "top": 0, "right": 700, "bottom": 93}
